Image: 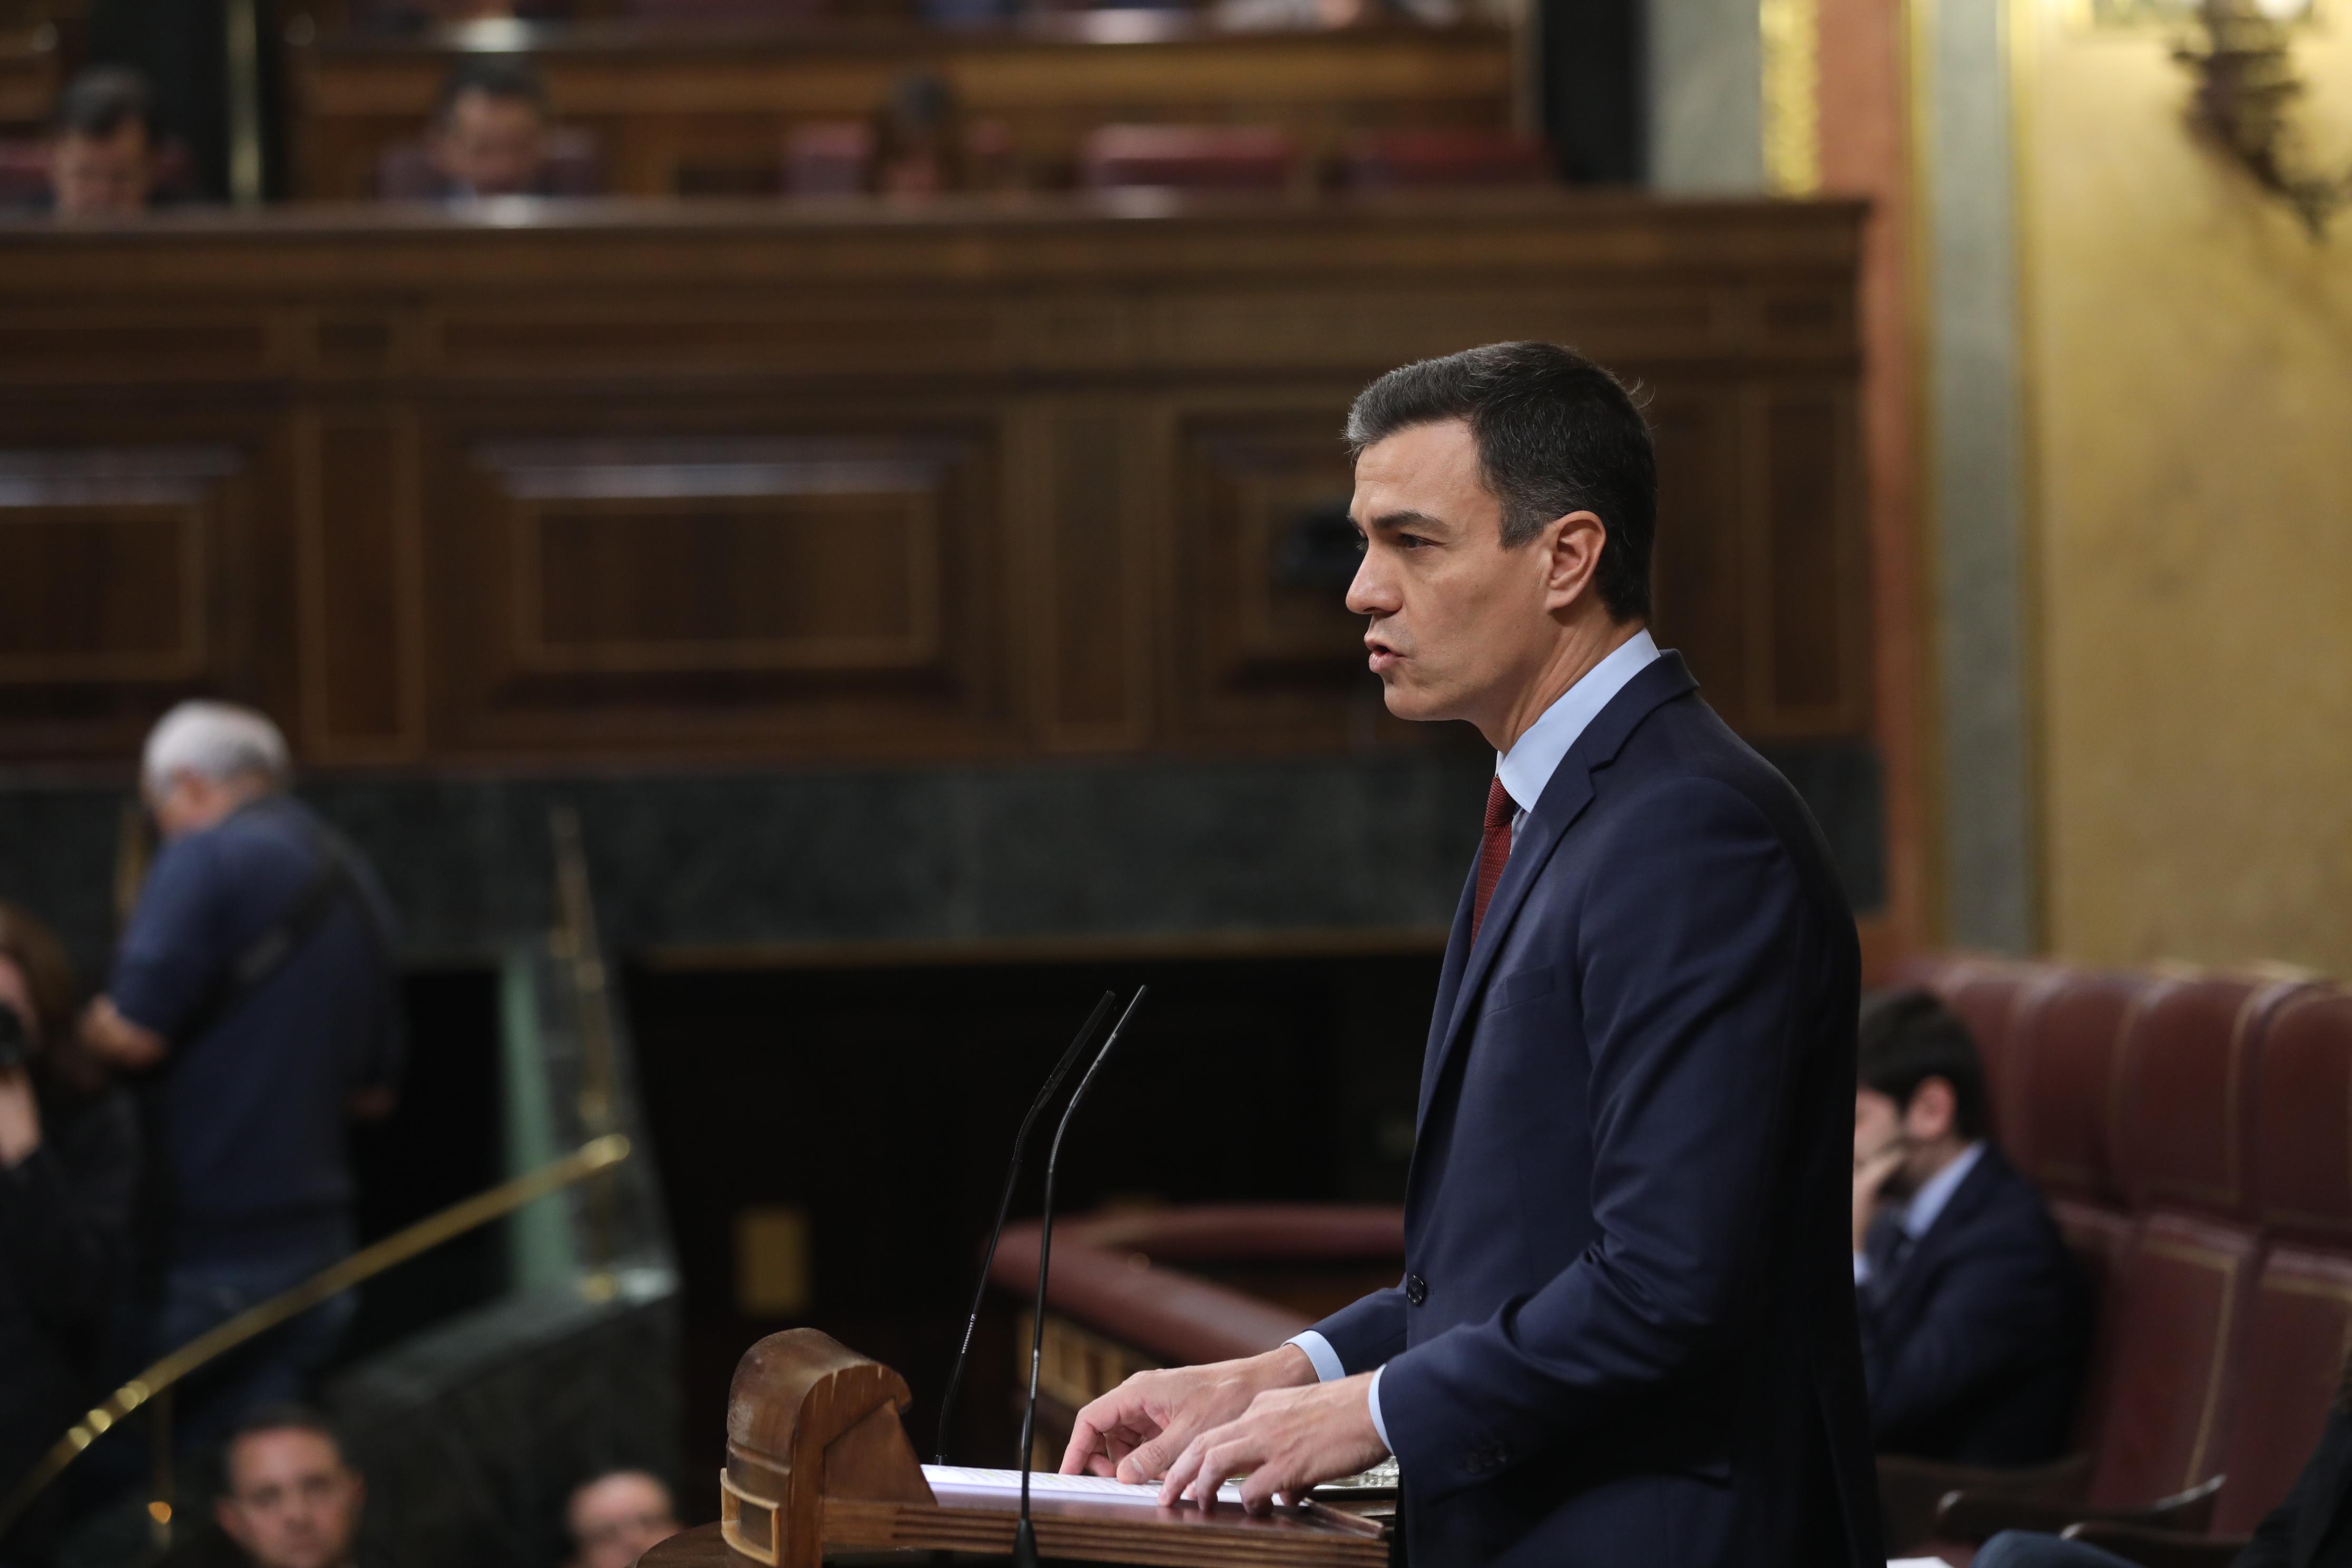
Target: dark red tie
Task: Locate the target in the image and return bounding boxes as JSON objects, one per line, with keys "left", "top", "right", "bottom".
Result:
{"left": 1472, "top": 775, "right": 1515, "bottom": 940}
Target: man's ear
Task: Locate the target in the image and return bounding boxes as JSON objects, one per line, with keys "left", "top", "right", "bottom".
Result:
{"left": 1540, "top": 509, "right": 1608, "bottom": 609}
{"left": 1905, "top": 1077, "right": 1958, "bottom": 1142}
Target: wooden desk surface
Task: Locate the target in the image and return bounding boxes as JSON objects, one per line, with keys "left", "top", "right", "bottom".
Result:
{"left": 289, "top": 18, "right": 1517, "bottom": 197}
{"left": 639, "top": 1520, "right": 1013, "bottom": 1564}
{"left": 0, "top": 193, "right": 1867, "bottom": 770}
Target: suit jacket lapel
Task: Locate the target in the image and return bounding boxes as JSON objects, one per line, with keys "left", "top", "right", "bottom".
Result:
{"left": 1414, "top": 651, "right": 1700, "bottom": 1129}
{"left": 1417, "top": 861, "right": 1482, "bottom": 1114}
{"left": 1874, "top": 1147, "right": 2006, "bottom": 1319}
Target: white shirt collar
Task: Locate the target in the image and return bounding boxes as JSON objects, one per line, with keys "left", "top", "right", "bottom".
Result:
{"left": 1494, "top": 629, "right": 1662, "bottom": 820}
{"left": 1899, "top": 1141, "right": 1986, "bottom": 1240}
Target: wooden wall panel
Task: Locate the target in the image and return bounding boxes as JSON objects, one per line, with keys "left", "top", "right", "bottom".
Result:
{"left": 1648, "top": 389, "right": 1751, "bottom": 730}
{"left": 0, "top": 197, "right": 1867, "bottom": 768}
{"left": 1168, "top": 410, "right": 1394, "bottom": 748}
{"left": 1746, "top": 383, "right": 1869, "bottom": 736}
{"left": 426, "top": 431, "right": 1008, "bottom": 758}
{"left": 1033, "top": 408, "right": 1150, "bottom": 750}
{"left": 0, "top": 445, "right": 261, "bottom": 759}
{"left": 300, "top": 413, "right": 425, "bottom": 762}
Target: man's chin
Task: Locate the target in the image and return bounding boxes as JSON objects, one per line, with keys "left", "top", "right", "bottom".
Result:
{"left": 1377, "top": 680, "right": 1447, "bottom": 724}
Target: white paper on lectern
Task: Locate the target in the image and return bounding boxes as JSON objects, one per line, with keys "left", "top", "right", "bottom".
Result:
{"left": 922, "top": 1466, "right": 1247, "bottom": 1506}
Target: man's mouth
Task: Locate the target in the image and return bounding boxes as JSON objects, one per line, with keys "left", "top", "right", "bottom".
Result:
{"left": 1366, "top": 636, "right": 1403, "bottom": 675}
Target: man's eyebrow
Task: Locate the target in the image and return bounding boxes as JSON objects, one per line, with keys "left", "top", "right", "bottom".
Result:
{"left": 1361, "top": 509, "right": 1451, "bottom": 533}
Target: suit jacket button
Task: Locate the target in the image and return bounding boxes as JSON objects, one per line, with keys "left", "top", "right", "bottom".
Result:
{"left": 1405, "top": 1273, "right": 1427, "bottom": 1306}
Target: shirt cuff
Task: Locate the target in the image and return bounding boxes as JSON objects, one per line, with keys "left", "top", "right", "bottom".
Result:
{"left": 1853, "top": 1251, "right": 1871, "bottom": 1287}
{"left": 1287, "top": 1332, "right": 1393, "bottom": 1457}
{"left": 1285, "top": 1331, "right": 1347, "bottom": 1384}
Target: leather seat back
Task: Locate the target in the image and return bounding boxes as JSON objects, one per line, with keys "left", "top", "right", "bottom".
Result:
{"left": 2211, "top": 987, "right": 2352, "bottom": 1532}
{"left": 2079, "top": 975, "right": 2306, "bottom": 1506}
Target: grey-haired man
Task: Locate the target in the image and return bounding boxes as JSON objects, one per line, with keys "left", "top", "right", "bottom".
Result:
{"left": 82, "top": 702, "right": 400, "bottom": 1453}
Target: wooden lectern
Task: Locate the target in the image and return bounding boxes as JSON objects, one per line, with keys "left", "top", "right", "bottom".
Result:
{"left": 645, "top": 1329, "right": 1387, "bottom": 1567}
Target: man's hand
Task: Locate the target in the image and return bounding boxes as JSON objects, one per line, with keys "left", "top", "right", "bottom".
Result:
{"left": 0, "top": 1065, "right": 41, "bottom": 1169}
{"left": 1159, "top": 1373, "right": 1389, "bottom": 1513}
{"left": 1060, "top": 1345, "right": 1317, "bottom": 1484}
{"left": 1853, "top": 1140, "right": 1906, "bottom": 1252}
{"left": 79, "top": 996, "right": 165, "bottom": 1073}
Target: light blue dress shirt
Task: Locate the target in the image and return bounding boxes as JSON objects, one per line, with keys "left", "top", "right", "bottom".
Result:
{"left": 1286, "top": 629, "right": 1662, "bottom": 1455}
{"left": 1852, "top": 1140, "right": 1986, "bottom": 1286}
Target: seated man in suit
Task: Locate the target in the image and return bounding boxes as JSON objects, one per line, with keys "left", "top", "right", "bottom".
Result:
{"left": 1058, "top": 342, "right": 1881, "bottom": 1567}
{"left": 422, "top": 60, "right": 558, "bottom": 200}
{"left": 42, "top": 67, "right": 160, "bottom": 217}
{"left": 1853, "top": 988, "right": 2087, "bottom": 1464}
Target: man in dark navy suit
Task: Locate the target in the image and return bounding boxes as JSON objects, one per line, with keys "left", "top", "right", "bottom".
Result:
{"left": 1059, "top": 342, "right": 1881, "bottom": 1567}
{"left": 1851, "top": 989, "right": 2087, "bottom": 1464}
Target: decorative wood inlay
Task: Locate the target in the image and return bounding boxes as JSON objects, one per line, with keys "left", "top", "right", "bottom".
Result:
{"left": 0, "top": 448, "right": 236, "bottom": 684}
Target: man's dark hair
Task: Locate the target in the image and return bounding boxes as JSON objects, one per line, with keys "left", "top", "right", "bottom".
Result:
{"left": 1857, "top": 988, "right": 1991, "bottom": 1141}
{"left": 218, "top": 1402, "right": 348, "bottom": 1494}
{"left": 51, "top": 66, "right": 152, "bottom": 141}
{"left": 1344, "top": 341, "right": 1656, "bottom": 622}
{"left": 433, "top": 58, "right": 547, "bottom": 124}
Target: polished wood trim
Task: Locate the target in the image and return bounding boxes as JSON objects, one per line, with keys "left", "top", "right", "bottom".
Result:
{"left": 641, "top": 925, "right": 1455, "bottom": 973}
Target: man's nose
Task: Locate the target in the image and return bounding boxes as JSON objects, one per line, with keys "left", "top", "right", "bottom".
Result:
{"left": 1344, "top": 551, "right": 1395, "bottom": 618}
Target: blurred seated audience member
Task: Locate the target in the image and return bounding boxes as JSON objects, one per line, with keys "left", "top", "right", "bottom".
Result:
{"left": 875, "top": 73, "right": 959, "bottom": 197}
{"left": 43, "top": 66, "right": 159, "bottom": 217}
{"left": 1975, "top": 1373, "right": 2352, "bottom": 1567}
{"left": 423, "top": 60, "right": 556, "bottom": 199}
{"left": 0, "top": 905, "right": 138, "bottom": 1561}
{"left": 1853, "top": 988, "right": 2087, "bottom": 1464}
{"left": 80, "top": 702, "right": 401, "bottom": 1457}
{"left": 563, "top": 1469, "right": 680, "bottom": 1568}
{"left": 214, "top": 1405, "right": 365, "bottom": 1568}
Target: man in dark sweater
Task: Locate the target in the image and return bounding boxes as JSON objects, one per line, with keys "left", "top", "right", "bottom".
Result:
{"left": 81, "top": 702, "right": 400, "bottom": 1455}
{"left": 1853, "top": 989, "right": 2088, "bottom": 1464}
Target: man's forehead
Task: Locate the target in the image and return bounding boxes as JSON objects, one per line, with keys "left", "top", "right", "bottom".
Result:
{"left": 1351, "top": 418, "right": 1485, "bottom": 522}
{"left": 232, "top": 1427, "right": 341, "bottom": 1483}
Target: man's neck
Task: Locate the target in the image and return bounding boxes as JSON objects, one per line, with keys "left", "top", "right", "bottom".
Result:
{"left": 1485, "top": 618, "right": 1645, "bottom": 754}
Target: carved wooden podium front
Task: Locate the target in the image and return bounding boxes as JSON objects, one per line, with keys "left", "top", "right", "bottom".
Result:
{"left": 643, "top": 1329, "right": 1388, "bottom": 1567}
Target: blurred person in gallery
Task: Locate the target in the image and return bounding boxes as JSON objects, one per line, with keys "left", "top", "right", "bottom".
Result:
{"left": 41, "top": 67, "right": 162, "bottom": 217}
{"left": 1852, "top": 988, "right": 2088, "bottom": 1464}
{"left": 80, "top": 702, "right": 401, "bottom": 1456}
{"left": 563, "top": 1469, "right": 681, "bottom": 1568}
{"left": 213, "top": 1405, "right": 365, "bottom": 1568}
{"left": 0, "top": 903, "right": 139, "bottom": 1562}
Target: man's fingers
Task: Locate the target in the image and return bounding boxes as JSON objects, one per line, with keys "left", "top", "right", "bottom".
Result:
{"left": 1118, "top": 1417, "right": 1206, "bottom": 1485}
{"left": 1238, "top": 1456, "right": 1299, "bottom": 1513}
{"left": 1058, "top": 1413, "right": 1105, "bottom": 1476}
{"left": 1189, "top": 1438, "right": 1259, "bottom": 1509}
{"left": 1156, "top": 1430, "right": 1214, "bottom": 1507}
{"left": 1062, "top": 1374, "right": 1171, "bottom": 1472}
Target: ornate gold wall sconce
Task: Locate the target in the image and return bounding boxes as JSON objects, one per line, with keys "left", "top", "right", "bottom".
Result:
{"left": 2174, "top": 0, "right": 2349, "bottom": 234}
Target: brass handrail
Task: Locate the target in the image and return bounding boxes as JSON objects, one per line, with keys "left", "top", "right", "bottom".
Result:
{"left": 0, "top": 1132, "right": 632, "bottom": 1535}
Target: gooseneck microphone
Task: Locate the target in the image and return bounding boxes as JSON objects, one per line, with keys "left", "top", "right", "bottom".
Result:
{"left": 1014, "top": 984, "right": 1149, "bottom": 1568}
{"left": 932, "top": 989, "right": 1118, "bottom": 1466}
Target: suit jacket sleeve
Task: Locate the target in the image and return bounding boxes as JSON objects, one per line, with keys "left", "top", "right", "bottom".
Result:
{"left": 1376, "top": 778, "right": 1833, "bottom": 1503}
{"left": 1854, "top": 1197, "right": 2076, "bottom": 1443}
{"left": 2233, "top": 1407, "right": 2348, "bottom": 1568}
{"left": 1309, "top": 1283, "right": 1410, "bottom": 1375}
